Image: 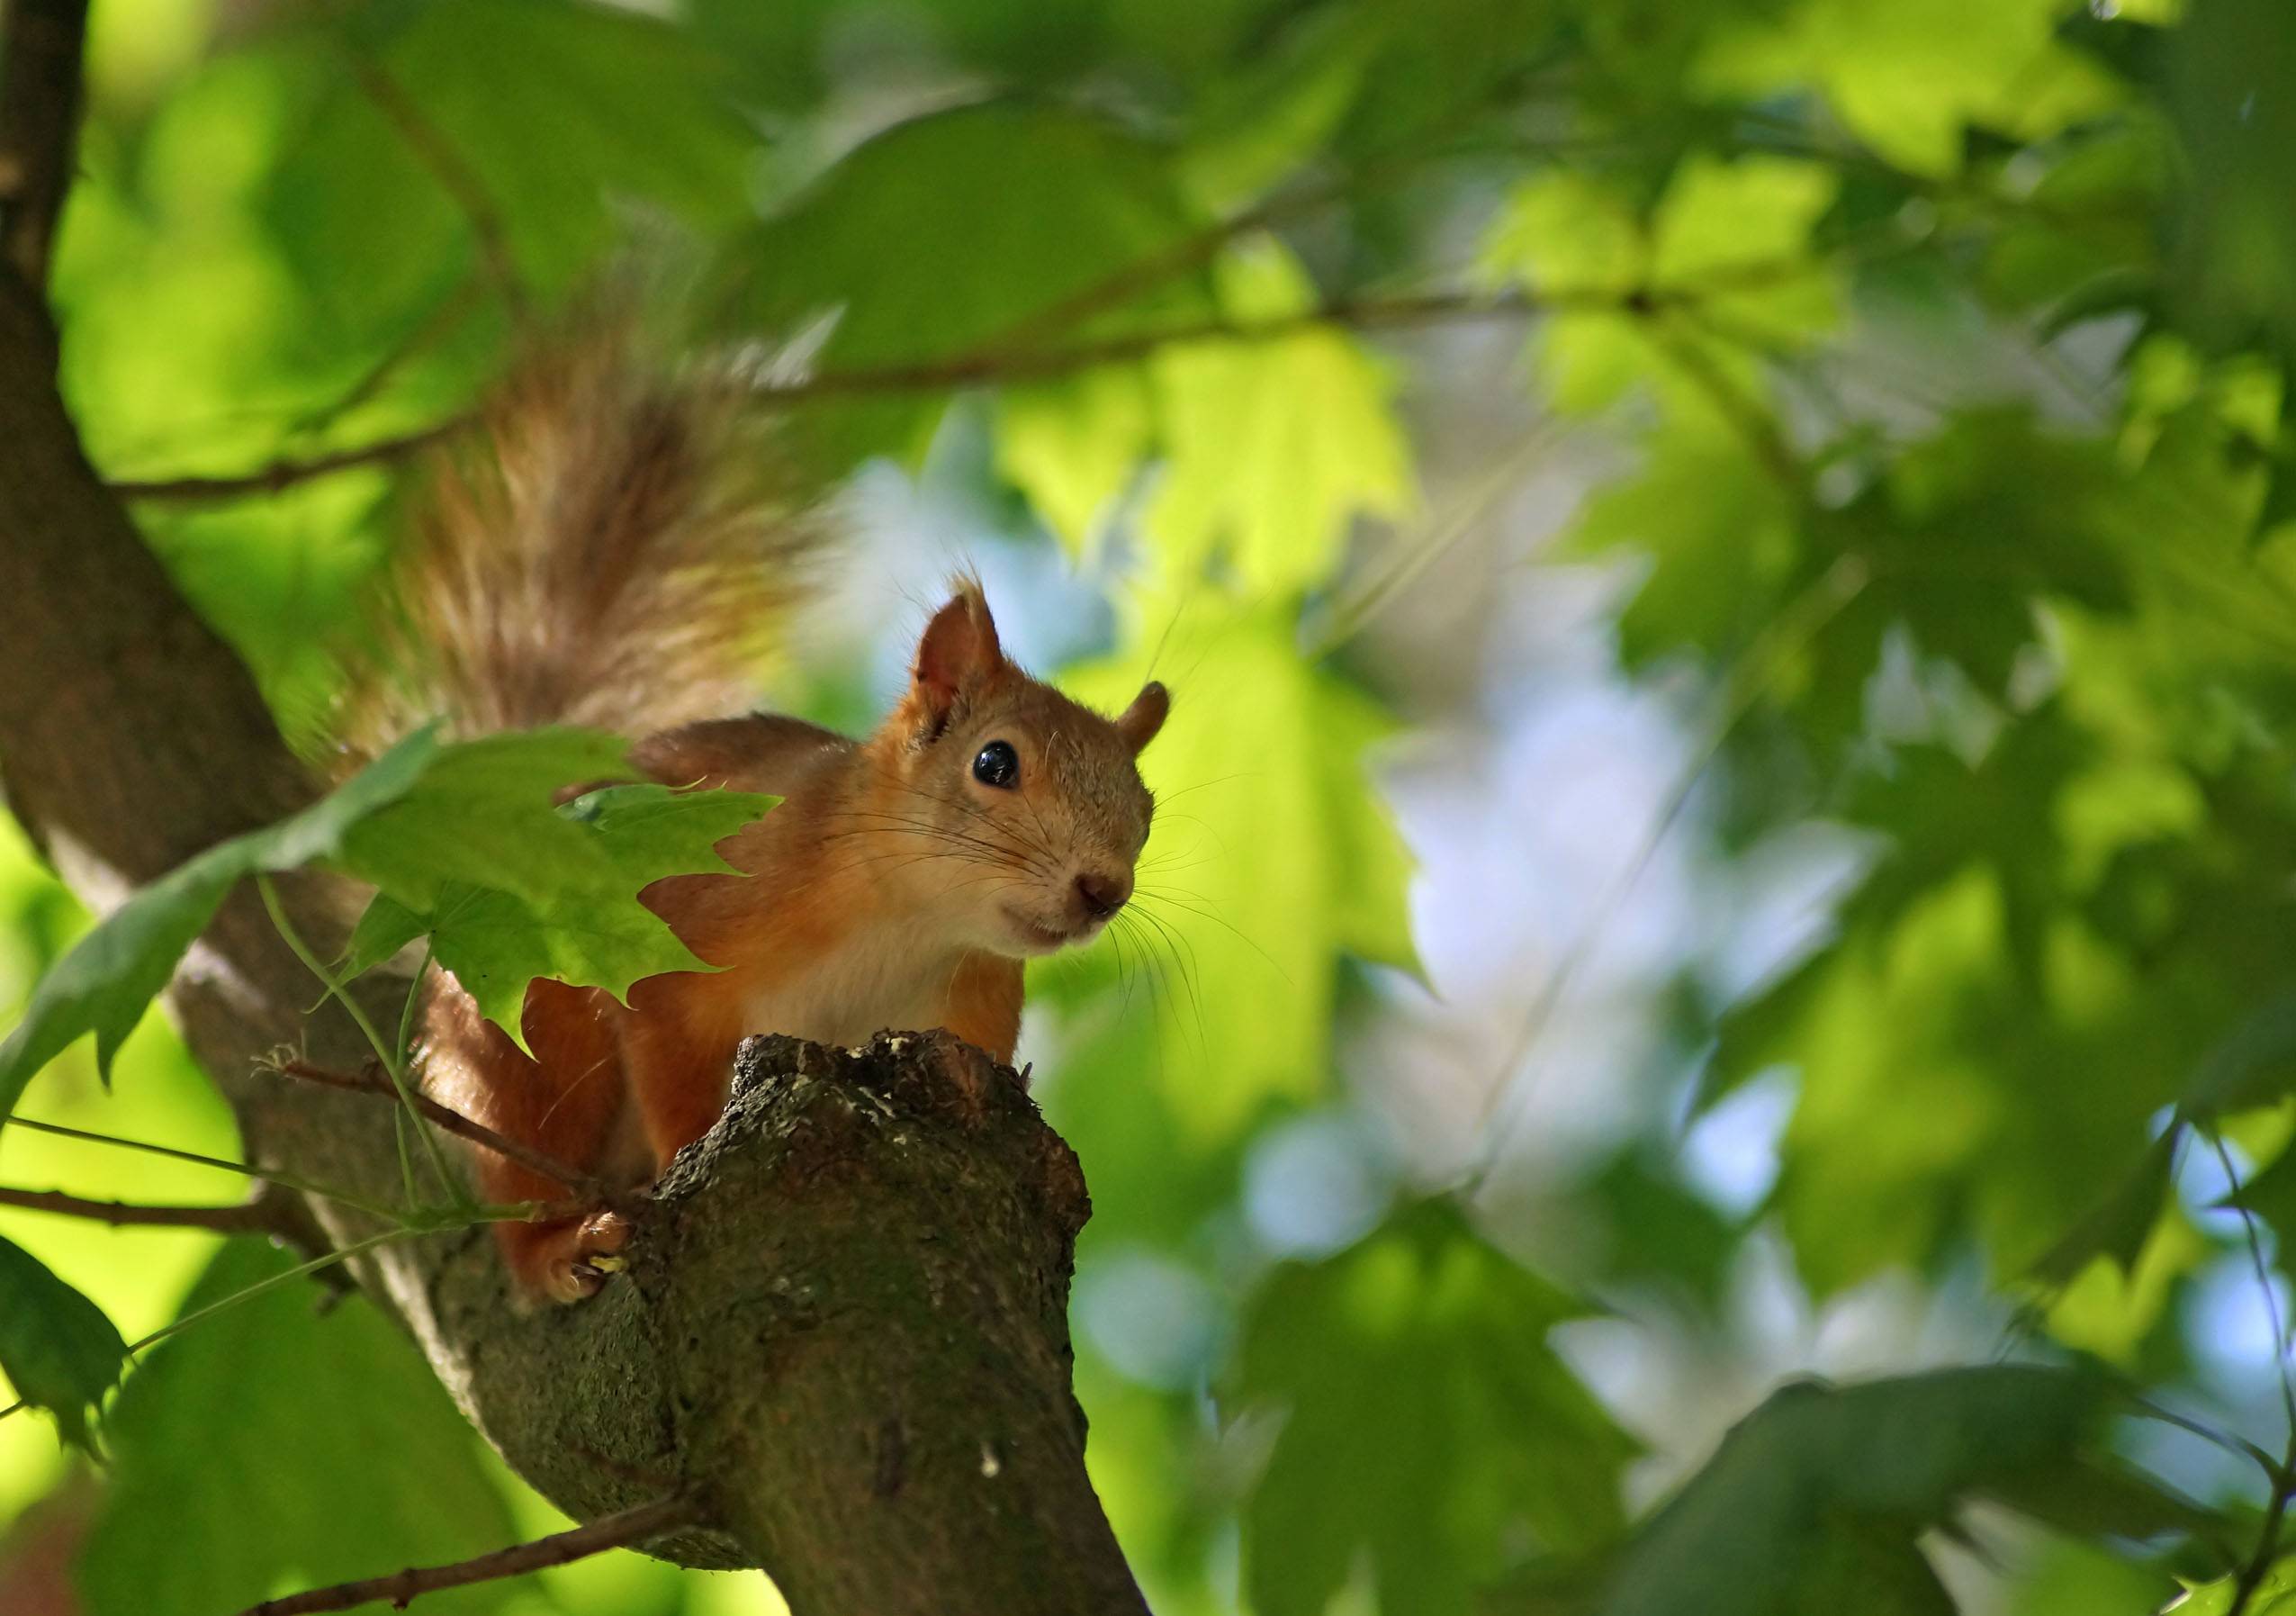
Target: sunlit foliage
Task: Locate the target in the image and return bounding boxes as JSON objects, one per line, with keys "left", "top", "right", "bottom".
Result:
{"left": 6, "top": 0, "right": 2296, "bottom": 1611}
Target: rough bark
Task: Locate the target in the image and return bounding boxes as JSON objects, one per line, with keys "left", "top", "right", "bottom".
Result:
{"left": 0, "top": 125, "right": 1148, "bottom": 1616}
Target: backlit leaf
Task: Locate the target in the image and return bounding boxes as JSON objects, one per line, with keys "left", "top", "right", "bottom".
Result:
{"left": 1055, "top": 600, "right": 1414, "bottom": 1140}
{"left": 1146, "top": 242, "right": 1414, "bottom": 596}
{"left": 76, "top": 1239, "right": 525, "bottom": 1616}
{"left": 0, "top": 726, "right": 445, "bottom": 1115}
{"left": 354, "top": 782, "right": 776, "bottom": 1043}
{"left": 1238, "top": 1201, "right": 1636, "bottom": 1616}
{"left": 1587, "top": 1367, "right": 2111, "bottom": 1616}
{"left": 0, "top": 1235, "right": 128, "bottom": 1454}
{"left": 1695, "top": 0, "right": 2114, "bottom": 176}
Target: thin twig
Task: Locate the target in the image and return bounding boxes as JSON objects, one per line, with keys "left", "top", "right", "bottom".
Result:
{"left": 1461, "top": 550, "right": 1868, "bottom": 1191}
{"left": 290, "top": 271, "right": 491, "bottom": 439}
{"left": 778, "top": 287, "right": 1547, "bottom": 398}
{"left": 1301, "top": 419, "right": 1567, "bottom": 660}
{"left": 2210, "top": 1130, "right": 2296, "bottom": 1616}
{"left": 272, "top": 1059, "right": 615, "bottom": 1205}
{"left": 127, "top": 1226, "right": 413, "bottom": 1356}
{"left": 2229, "top": 1466, "right": 2296, "bottom": 1616}
{"left": 107, "top": 412, "right": 469, "bottom": 501}
{"left": 0, "top": 0, "right": 89, "bottom": 290}
{"left": 0, "top": 1185, "right": 288, "bottom": 1235}
{"left": 2131, "top": 1394, "right": 2284, "bottom": 1481}
{"left": 353, "top": 59, "right": 531, "bottom": 325}
{"left": 102, "top": 255, "right": 1840, "bottom": 510}
{"left": 3, "top": 1115, "right": 407, "bottom": 1223}
{"left": 234, "top": 1493, "right": 699, "bottom": 1616}
{"left": 2212, "top": 1133, "right": 2296, "bottom": 1447}
{"left": 257, "top": 875, "right": 459, "bottom": 1202}
{"left": 112, "top": 293, "right": 1517, "bottom": 503}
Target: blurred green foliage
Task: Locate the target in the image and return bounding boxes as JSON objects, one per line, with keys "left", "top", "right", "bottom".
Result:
{"left": 5, "top": 0, "right": 2296, "bottom": 1611}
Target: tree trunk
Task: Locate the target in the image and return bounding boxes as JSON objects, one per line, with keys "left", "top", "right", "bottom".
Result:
{"left": 0, "top": 239, "right": 1148, "bottom": 1616}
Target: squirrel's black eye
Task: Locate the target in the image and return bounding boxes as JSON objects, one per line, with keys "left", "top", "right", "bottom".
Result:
{"left": 972, "top": 740, "right": 1020, "bottom": 790}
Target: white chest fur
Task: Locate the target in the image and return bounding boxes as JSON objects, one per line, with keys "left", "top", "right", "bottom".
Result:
{"left": 740, "top": 921, "right": 967, "bottom": 1050}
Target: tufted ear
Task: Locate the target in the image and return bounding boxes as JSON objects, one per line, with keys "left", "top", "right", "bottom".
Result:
{"left": 909, "top": 584, "right": 1004, "bottom": 732}
{"left": 1113, "top": 682, "right": 1168, "bottom": 755}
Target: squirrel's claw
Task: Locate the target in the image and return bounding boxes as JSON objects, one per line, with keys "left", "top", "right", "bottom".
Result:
{"left": 535, "top": 1209, "right": 635, "bottom": 1304}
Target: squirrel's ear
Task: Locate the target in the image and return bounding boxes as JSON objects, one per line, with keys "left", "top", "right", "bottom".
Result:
{"left": 1114, "top": 682, "right": 1168, "bottom": 755}
{"left": 911, "top": 585, "right": 1004, "bottom": 727}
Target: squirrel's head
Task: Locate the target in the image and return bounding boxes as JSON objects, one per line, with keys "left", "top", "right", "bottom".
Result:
{"left": 870, "top": 583, "right": 1166, "bottom": 958}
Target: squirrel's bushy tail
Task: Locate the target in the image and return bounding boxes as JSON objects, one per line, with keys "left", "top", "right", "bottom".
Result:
{"left": 338, "top": 315, "right": 819, "bottom": 757}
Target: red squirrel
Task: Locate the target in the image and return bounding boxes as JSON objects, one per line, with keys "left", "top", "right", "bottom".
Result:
{"left": 347, "top": 329, "right": 1166, "bottom": 1303}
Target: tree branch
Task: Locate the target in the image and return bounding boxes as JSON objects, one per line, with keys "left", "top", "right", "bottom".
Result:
{"left": 237, "top": 1494, "right": 698, "bottom": 1616}
{"left": 105, "top": 260, "right": 1848, "bottom": 508}
{"left": 0, "top": 0, "right": 88, "bottom": 292}
{"left": 106, "top": 412, "right": 471, "bottom": 501}
{"left": 108, "top": 290, "right": 1535, "bottom": 503}
{"left": 272, "top": 1058, "right": 616, "bottom": 1206}
{"left": 4, "top": 237, "right": 1149, "bottom": 1611}
{"left": 0, "top": 1184, "right": 291, "bottom": 1234}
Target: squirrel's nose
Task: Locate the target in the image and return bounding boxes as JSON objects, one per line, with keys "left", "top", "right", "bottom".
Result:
{"left": 1075, "top": 871, "right": 1130, "bottom": 920}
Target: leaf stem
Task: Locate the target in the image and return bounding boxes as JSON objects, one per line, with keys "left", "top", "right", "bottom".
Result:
{"left": 123, "top": 1195, "right": 560, "bottom": 1359}
{"left": 395, "top": 940, "right": 434, "bottom": 1079}
{"left": 2132, "top": 1395, "right": 2285, "bottom": 1483}
{"left": 257, "top": 875, "right": 458, "bottom": 1204}
{"left": 271, "top": 1059, "right": 618, "bottom": 1206}
{"left": 2211, "top": 1129, "right": 2296, "bottom": 1616}
{"left": 1461, "top": 551, "right": 1869, "bottom": 1188}
{"left": 4, "top": 1115, "right": 405, "bottom": 1223}
{"left": 123, "top": 1226, "right": 408, "bottom": 1355}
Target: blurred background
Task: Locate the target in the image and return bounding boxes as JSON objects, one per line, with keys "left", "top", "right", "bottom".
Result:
{"left": 5, "top": 0, "right": 2296, "bottom": 1611}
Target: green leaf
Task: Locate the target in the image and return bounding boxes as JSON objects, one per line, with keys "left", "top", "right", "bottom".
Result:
{"left": 0, "top": 727, "right": 747, "bottom": 1114}
{"left": 269, "top": 0, "right": 753, "bottom": 331}
{"left": 1648, "top": 153, "right": 1841, "bottom": 344}
{"left": 1569, "top": 415, "right": 1802, "bottom": 665}
{"left": 360, "top": 781, "right": 777, "bottom": 1043}
{"left": 1238, "top": 1200, "right": 1636, "bottom": 1616}
{"left": 402, "top": 880, "right": 691, "bottom": 1035}
{"left": 0, "top": 842, "right": 250, "bottom": 1118}
{"left": 2180, "top": 993, "right": 2296, "bottom": 1122}
{"left": 2218, "top": 1138, "right": 2296, "bottom": 1259}
{"left": 2027, "top": 1128, "right": 2178, "bottom": 1289}
{"left": 994, "top": 364, "right": 1154, "bottom": 555}
{"left": 0, "top": 726, "right": 445, "bottom": 1115}
{"left": 389, "top": 0, "right": 755, "bottom": 270}
{"left": 1650, "top": 154, "right": 1836, "bottom": 277}
{"left": 558, "top": 781, "right": 779, "bottom": 887}
{"left": 2001, "top": 1538, "right": 2175, "bottom": 1616}
{"left": 1589, "top": 1366, "right": 2111, "bottom": 1616}
{"left": 1178, "top": 6, "right": 1384, "bottom": 212}
{"left": 333, "top": 727, "right": 632, "bottom": 909}
{"left": 76, "top": 1239, "right": 527, "bottom": 1616}
{"left": 239, "top": 719, "right": 447, "bottom": 871}
{"left": 341, "top": 889, "right": 432, "bottom": 980}
{"left": 997, "top": 238, "right": 1414, "bottom": 589}
{"left": 1695, "top": 0, "right": 2119, "bottom": 176}
{"left": 0, "top": 1234, "right": 129, "bottom": 1454}
{"left": 2172, "top": 1557, "right": 2296, "bottom": 1616}
{"left": 724, "top": 100, "right": 1211, "bottom": 467}
{"left": 1478, "top": 171, "right": 1644, "bottom": 298}
{"left": 1147, "top": 242, "right": 1414, "bottom": 596}
{"left": 1054, "top": 600, "right": 1415, "bottom": 1140}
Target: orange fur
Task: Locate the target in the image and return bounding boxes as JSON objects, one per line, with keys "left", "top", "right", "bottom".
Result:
{"left": 356, "top": 356, "right": 1170, "bottom": 1304}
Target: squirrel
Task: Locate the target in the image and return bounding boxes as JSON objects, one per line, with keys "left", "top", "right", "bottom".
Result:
{"left": 343, "top": 322, "right": 1167, "bottom": 1304}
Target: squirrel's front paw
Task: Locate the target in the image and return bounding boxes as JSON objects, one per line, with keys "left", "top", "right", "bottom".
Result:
{"left": 537, "top": 1209, "right": 635, "bottom": 1305}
